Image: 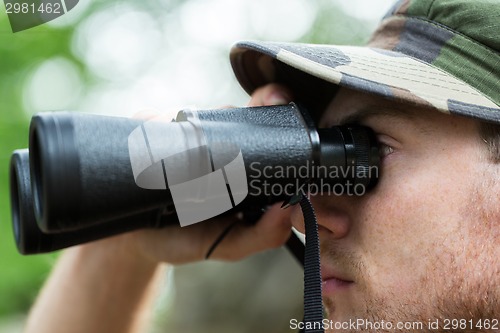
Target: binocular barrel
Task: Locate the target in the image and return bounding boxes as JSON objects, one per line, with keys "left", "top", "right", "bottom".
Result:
{"left": 10, "top": 103, "right": 379, "bottom": 254}
{"left": 10, "top": 149, "right": 172, "bottom": 254}
{"left": 30, "top": 114, "right": 171, "bottom": 232}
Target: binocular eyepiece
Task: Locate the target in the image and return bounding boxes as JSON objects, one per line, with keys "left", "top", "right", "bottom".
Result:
{"left": 10, "top": 103, "right": 380, "bottom": 254}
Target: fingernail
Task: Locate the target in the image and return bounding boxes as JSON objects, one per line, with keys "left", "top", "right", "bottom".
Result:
{"left": 265, "top": 92, "right": 291, "bottom": 105}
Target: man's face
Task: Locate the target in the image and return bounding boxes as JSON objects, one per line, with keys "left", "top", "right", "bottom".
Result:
{"left": 291, "top": 88, "right": 500, "bottom": 332}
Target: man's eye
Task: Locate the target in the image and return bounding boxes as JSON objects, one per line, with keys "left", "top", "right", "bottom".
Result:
{"left": 379, "top": 143, "right": 394, "bottom": 158}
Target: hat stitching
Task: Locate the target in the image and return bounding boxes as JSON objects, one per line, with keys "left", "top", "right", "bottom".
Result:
{"left": 349, "top": 54, "right": 450, "bottom": 78}
{"left": 281, "top": 47, "right": 468, "bottom": 83}
{"left": 284, "top": 52, "right": 481, "bottom": 103}
{"left": 345, "top": 60, "right": 478, "bottom": 95}
{"left": 278, "top": 44, "right": 451, "bottom": 79}
{"left": 285, "top": 49, "right": 480, "bottom": 95}
{"left": 342, "top": 72, "right": 474, "bottom": 98}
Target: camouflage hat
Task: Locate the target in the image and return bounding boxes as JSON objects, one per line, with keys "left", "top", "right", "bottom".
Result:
{"left": 230, "top": 0, "right": 500, "bottom": 124}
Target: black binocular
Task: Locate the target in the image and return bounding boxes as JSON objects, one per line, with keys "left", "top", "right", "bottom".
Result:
{"left": 9, "top": 103, "right": 380, "bottom": 255}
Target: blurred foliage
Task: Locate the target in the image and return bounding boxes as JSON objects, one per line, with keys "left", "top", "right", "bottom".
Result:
{"left": 0, "top": 0, "right": 373, "bottom": 328}
{"left": 0, "top": 0, "right": 185, "bottom": 318}
{"left": 0, "top": 15, "right": 77, "bottom": 317}
{"left": 300, "top": 0, "right": 371, "bottom": 45}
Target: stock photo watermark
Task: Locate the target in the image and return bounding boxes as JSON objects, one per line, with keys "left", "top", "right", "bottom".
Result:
{"left": 290, "top": 318, "right": 500, "bottom": 331}
{"left": 3, "top": 0, "right": 79, "bottom": 32}
{"left": 128, "top": 115, "right": 249, "bottom": 227}
{"left": 248, "top": 161, "right": 379, "bottom": 197}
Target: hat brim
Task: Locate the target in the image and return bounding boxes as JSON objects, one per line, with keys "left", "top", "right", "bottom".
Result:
{"left": 230, "top": 41, "right": 500, "bottom": 123}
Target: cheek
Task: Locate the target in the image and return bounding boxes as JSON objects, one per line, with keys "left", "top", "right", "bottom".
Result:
{"left": 354, "top": 157, "right": 474, "bottom": 294}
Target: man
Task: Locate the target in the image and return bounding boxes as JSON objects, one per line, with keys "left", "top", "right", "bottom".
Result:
{"left": 24, "top": 0, "right": 499, "bottom": 332}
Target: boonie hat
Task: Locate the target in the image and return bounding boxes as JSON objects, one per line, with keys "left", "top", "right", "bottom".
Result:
{"left": 230, "top": 0, "right": 500, "bottom": 124}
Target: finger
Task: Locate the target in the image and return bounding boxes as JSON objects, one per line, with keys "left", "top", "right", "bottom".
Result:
{"left": 248, "top": 83, "right": 293, "bottom": 107}
{"left": 135, "top": 203, "right": 293, "bottom": 264}
{"left": 209, "top": 203, "right": 293, "bottom": 261}
{"left": 133, "top": 215, "right": 240, "bottom": 264}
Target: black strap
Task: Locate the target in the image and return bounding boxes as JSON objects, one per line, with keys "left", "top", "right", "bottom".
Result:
{"left": 299, "top": 194, "right": 324, "bottom": 333}
{"left": 205, "top": 220, "right": 239, "bottom": 259}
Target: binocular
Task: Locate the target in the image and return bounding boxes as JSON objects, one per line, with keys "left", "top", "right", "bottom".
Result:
{"left": 9, "top": 103, "right": 380, "bottom": 255}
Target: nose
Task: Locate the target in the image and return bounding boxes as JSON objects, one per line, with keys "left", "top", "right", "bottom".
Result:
{"left": 290, "top": 194, "right": 351, "bottom": 239}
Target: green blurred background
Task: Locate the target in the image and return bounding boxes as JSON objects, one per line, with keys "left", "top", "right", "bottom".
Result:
{"left": 0, "top": 0, "right": 391, "bottom": 331}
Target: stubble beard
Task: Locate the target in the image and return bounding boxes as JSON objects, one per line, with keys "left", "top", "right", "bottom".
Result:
{"left": 322, "top": 178, "right": 499, "bottom": 333}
